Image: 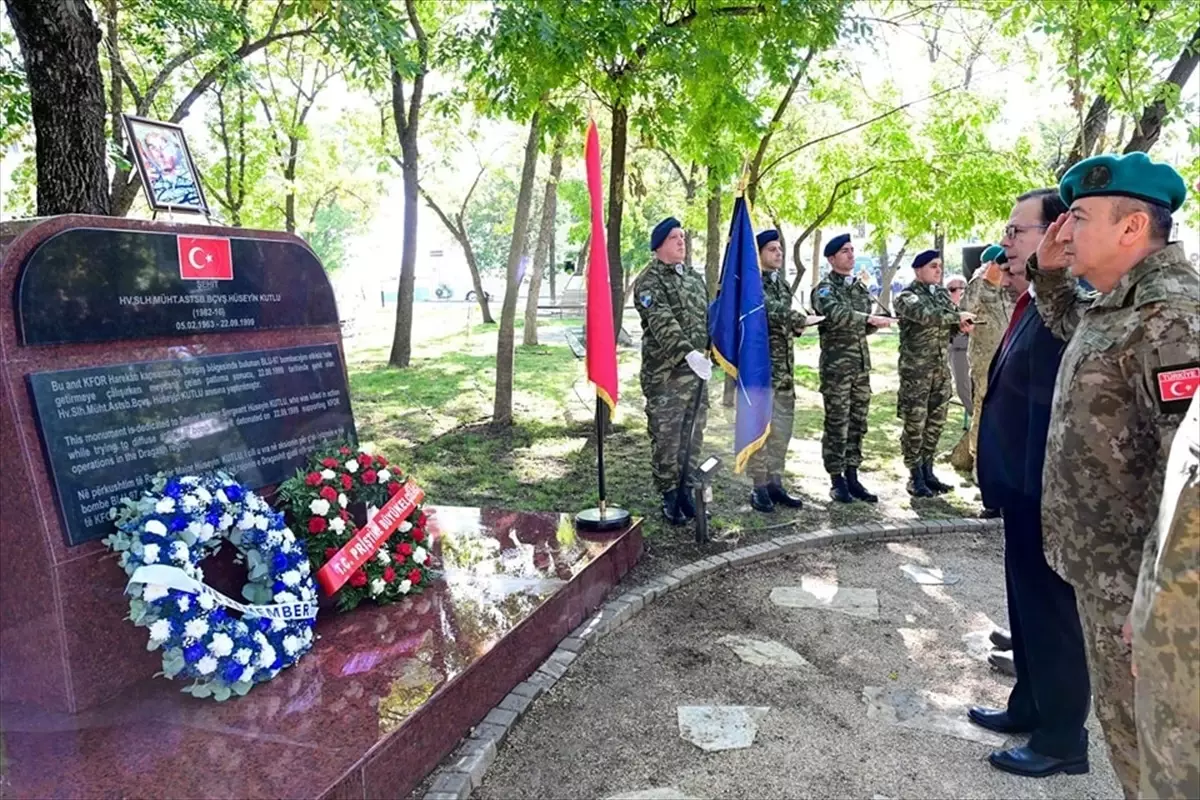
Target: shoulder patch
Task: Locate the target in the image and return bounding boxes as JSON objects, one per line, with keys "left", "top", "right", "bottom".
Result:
{"left": 1155, "top": 362, "right": 1200, "bottom": 414}
{"left": 817, "top": 286, "right": 831, "bottom": 298}
{"left": 901, "top": 294, "right": 918, "bottom": 305}
{"left": 639, "top": 291, "right": 654, "bottom": 309}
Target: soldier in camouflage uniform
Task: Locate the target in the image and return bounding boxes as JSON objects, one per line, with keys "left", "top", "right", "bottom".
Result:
{"left": 895, "top": 250, "right": 976, "bottom": 497}
{"left": 810, "top": 233, "right": 893, "bottom": 503}
{"left": 633, "top": 217, "right": 712, "bottom": 526}
{"left": 1132, "top": 392, "right": 1199, "bottom": 800}
{"left": 963, "top": 244, "right": 1014, "bottom": 500}
{"left": 747, "top": 229, "right": 810, "bottom": 512}
{"left": 1032, "top": 152, "right": 1198, "bottom": 800}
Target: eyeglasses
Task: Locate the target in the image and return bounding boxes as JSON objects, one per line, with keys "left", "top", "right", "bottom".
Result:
{"left": 948, "top": 286, "right": 965, "bottom": 292}
{"left": 1003, "top": 223, "right": 1048, "bottom": 238}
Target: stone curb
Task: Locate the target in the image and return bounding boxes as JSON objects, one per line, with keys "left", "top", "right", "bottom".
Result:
{"left": 420, "top": 516, "right": 1000, "bottom": 799}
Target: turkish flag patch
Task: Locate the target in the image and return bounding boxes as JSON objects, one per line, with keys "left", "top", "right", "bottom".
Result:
{"left": 1154, "top": 362, "right": 1200, "bottom": 414}
{"left": 177, "top": 235, "right": 233, "bottom": 280}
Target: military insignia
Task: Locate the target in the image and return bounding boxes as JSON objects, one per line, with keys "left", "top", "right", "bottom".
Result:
{"left": 843, "top": 275, "right": 853, "bottom": 286}
{"left": 639, "top": 291, "right": 653, "bottom": 308}
{"left": 1082, "top": 164, "right": 1112, "bottom": 191}
{"left": 902, "top": 294, "right": 918, "bottom": 305}
{"left": 1153, "top": 362, "right": 1200, "bottom": 414}
{"left": 817, "top": 286, "right": 831, "bottom": 298}
{"left": 674, "top": 263, "right": 684, "bottom": 276}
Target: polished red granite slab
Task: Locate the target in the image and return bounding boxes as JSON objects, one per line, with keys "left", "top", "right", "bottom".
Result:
{"left": 0, "top": 505, "right": 643, "bottom": 799}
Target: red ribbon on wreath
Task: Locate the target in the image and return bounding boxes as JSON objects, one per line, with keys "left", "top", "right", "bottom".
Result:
{"left": 316, "top": 480, "right": 425, "bottom": 596}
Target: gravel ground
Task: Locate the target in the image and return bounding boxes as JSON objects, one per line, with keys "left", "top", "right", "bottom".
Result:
{"left": 474, "top": 532, "right": 1123, "bottom": 800}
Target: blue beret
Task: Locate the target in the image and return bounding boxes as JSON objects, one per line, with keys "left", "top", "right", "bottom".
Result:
{"left": 1059, "top": 152, "right": 1187, "bottom": 212}
{"left": 823, "top": 233, "right": 851, "bottom": 258}
{"left": 912, "top": 249, "right": 940, "bottom": 269}
{"left": 980, "top": 244, "right": 1005, "bottom": 264}
{"left": 756, "top": 229, "right": 780, "bottom": 251}
{"left": 650, "top": 217, "right": 682, "bottom": 251}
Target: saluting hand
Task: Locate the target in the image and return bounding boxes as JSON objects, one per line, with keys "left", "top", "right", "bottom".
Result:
{"left": 1036, "top": 213, "right": 1072, "bottom": 270}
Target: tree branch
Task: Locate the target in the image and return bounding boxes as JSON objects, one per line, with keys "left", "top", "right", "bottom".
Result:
{"left": 748, "top": 48, "right": 815, "bottom": 203}
{"left": 1123, "top": 23, "right": 1200, "bottom": 154}
{"left": 419, "top": 184, "right": 465, "bottom": 241}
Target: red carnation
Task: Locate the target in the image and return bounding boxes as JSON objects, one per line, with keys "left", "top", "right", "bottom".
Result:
{"left": 398, "top": 542, "right": 413, "bottom": 557}
{"left": 339, "top": 446, "right": 351, "bottom": 455}
{"left": 341, "top": 474, "right": 353, "bottom": 490}
{"left": 308, "top": 517, "right": 328, "bottom": 533}
{"left": 393, "top": 552, "right": 406, "bottom": 566}
{"left": 305, "top": 472, "right": 322, "bottom": 487}
{"left": 319, "top": 486, "right": 338, "bottom": 502}
{"left": 362, "top": 469, "right": 378, "bottom": 485}
{"left": 412, "top": 527, "right": 425, "bottom": 543}
{"left": 388, "top": 481, "right": 401, "bottom": 496}
{"left": 408, "top": 568, "right": 422, "bottom": 585}
{"left": 359, "top": 451, "right": 372, "bottom": 463}
{"left": 321, "top": 457, "right": 338, "bottom": 469}
{"left": 416, "top": 512, "right": 428, "bottom": 527}
{"left": 324, "top": 547, "right": 337, "bottom": 559}
{"left": 383, "top": 566, "right": 396, "bottom": 583}
{"left": 349, "top": 569, "right": 367, "bottom": 588}
{"left": 375, "top": 455, "right": 388, "bottom": 467}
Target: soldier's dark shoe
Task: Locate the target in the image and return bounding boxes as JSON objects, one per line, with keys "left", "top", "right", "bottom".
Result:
{"left": 844, "top": 468, "right": 878, "bottom": 503}
{"left": 980, "top": 506, "right": 1002, "bottom": 519}
{"left": 967, "top": 706, "right": 1034, "bottom": 735}
{"left": 907, "top": 468, "right": 934, "bottom": 498}
{"left": 987, "top": 746, "right": 1089, "bottom": 778}
{"left": 830, "top": 474, "right": 854, "bottom": 504}
{"left": 989, "top": 629, "right": 1012, "bottom": 650}
{"left": 677, "top": 487, "right": 697, "bottom": 520}
{"left": 766, "top": 479, "right": 803, "bottom": 508}
{"left": 989, "top": 651, "right": 1016, "bottom": 677}
{"left": 923, "top": 462, "right": 953, "bottom": 493}
{"left": 661, "top": 489, "right": 687, "bottom": 526}
{"left": 750, "top": 486, "right": 776, "bottom": 513}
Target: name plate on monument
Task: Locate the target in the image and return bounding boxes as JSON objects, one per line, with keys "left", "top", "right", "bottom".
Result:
{"left": 27, "top": 344, "right": 355, "bottom": 546}
{"left": 16, "top": 228, "right": 338, "bottom": 345}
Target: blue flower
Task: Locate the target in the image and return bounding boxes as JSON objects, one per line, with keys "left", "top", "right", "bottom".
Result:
{"left": 184, "top": 642, "right": 205, "bottom": 663}
{"left": 257, "top": 617, "right": 272, "bottom": 632}
{"left": 221, "top": 660, "right": 243, "bottom": 683}
{"left": 271, "top": 656, "right": 283, "bottom": 671}
{"left": 273, "top": 580, "right": 286, "bottom": 593}
{"left": 205, "top": 507, "right": 222, "bottom": 526}
{"left": 223, "top": 484, "right": 244, "bottom": 503}
{"left": 164, "top": 479, "right": 183, "bottom": 499}
{"left": 212, "top": 608, "right": 229, "bottom": 624}
{"left": 169, "top": 514, "right": 188, "bottom": 532}
{"left": 272, "top": 552, "right": 289, "bottom": 572}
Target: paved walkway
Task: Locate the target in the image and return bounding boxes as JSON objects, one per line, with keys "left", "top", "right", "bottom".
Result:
{"left": 471, "top": 532, "right": 1122, "bottom": 800}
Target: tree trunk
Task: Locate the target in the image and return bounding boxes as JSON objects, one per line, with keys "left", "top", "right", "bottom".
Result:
{"left": 810, "top": 231, "right": 823, "bottom": 290}
{"left": 879, "top": 239, "right": 909, "bottom": 314}
{"left": 387, "top": 68, "right": 422, "bottom": 368}
{"left": 1124, "top": 24, "right": 1200, "bottom": 154}
{"left": 606, "top": 102, "right": 628, "bottom": 334}
{"left": 6, "top": 0, "right": 110, "bottom": 215}
{"left": 704, "top": 169, "right": 721, "bottom": 299}
{"left": 463, "top": 236, "right": 495, "bottom": 324}
{"left": 523, "top": 138, "right": 562, "bottom": 346}
{"left": 934, "top": 228, "right": 945, "bottom": 256}
{"left": 1059, "top": 95, "right": 1110, "bottom": 177}
{"left": 284, "top": 136, "right": 299, "bottom": 233}
{"left": 493, "top": 111, "right": 541, "bottom": 429}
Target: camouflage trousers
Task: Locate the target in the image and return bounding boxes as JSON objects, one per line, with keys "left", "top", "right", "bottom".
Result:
{"left": 1134, "top": 588, "right": 1200, "bottom": 799}
{"left": 897, "top": 365, "right": 951, "bottom": 469}
{"left": 642, "top": 366, "right": 708, "bottom": 493}
{"left": 968, "top": 368, "right": 990, "bottom": 468}
{"left": 748, "top": 381, "right": 795, "bottom": 484}
{"left": 1075, "top": 590, "right": 1139, "bottom": 800}
{"left": 819, "top": 367, "right": 871, "bottom": 475}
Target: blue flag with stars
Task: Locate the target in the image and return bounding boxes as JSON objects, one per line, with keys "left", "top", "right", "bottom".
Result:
{"left": 708, "top": 196, "right": 772, "bottom": 474}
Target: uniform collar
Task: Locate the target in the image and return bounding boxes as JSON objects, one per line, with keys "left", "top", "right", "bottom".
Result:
{"left": 1091, "top": 242, "right": 1186, "bottom": 310}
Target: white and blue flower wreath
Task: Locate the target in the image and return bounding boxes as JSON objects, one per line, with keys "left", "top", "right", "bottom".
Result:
{"left": 104, "top": 473, "right": 318, "bottom": 700}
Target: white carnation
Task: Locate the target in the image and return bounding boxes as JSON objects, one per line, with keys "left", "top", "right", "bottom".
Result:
{"left": 148, "top": 619, "right": 172, "bottom": 642}
{"left": 281, "top": 529, "right": 295, "bottom": 544}
{"left": 271, "top": 617, "right": 286, "bottom": 632}
{"left": 195, "top": 487, "right": 212, "bottom": 504}
{"left": 254, "top": 515, "right": 269, "bottom": 531}
{"left": 142, "top": 543, "right": 160, "bottom": 564}
{"left": 370, "top": 578, "right": 385, "bottom": 596}
{"left": 143, "top": 583, "right": 169, "bottom": 602}
{"left": 217, "top": 489, "right": 229, "bottom": 504}
{"left": 198, "top": 523, "right": 215, "bottom": 542}
{"left": 344, "top": 459, "right": 359, "bottom": 474}
{"left": 274, "top": 591, "right": 297, "bottom": 604}
{"left": 282, "top": 570, "right": 301, "bottom": 587}
{"left": 321, "top": 469, "right": 336, "bottom": 480}
{"left": 196, "top": 655, "right": 218, "bottom": 675}
{"left": 237, "top": 513, "right": 255, "bottom": 530}
{"left": 197, "top": 592, "right": 215, "bottom": 610}
{"left": 398, "top": 520, "right": 413, "bottom": 533}
{"left": 309, "top": 498, "right": 331, "bottom": 516}
{"left": 177, "top": 595, "right": 191, "bottom": 612}
{"left": 338, "top": 493, "right": 348, "bottom": 508}
{"left": 413, "top": 546, "right": 428, "bottom": 565}
{"left": 181, "top": 494, "right": 200, "bottom": 512}
{"left": 282, "top": 635, "right": 302, "bottom": 656}
{"left": 233, "top": 647, "right": 252, "bottom": 665}
{"left": 266, "top": 529, "right": 283, "bottom": 547}
{"left": 219, "top": 513, "right": 233, "bottom": 530}
{"left": 144, "top": 520, "right": 168, "bottom": 536}
{"left": 257, "top": 644, "right": 277, "bottom": 668}
{"left": 208, "top": 632, "right": 234, "bottom": 657}
{"left": 330, "top": 517, "right": 346, "bottom": 534}
{"left": 184, "top": 618, "right": 208, "bottom": 639}
{"left": 180, "top": 475, "right": 200, "bottom": 485}
{"left": 377, "top": 469, "right": 391, "bottom": 482}
{"left": 240, "top": 665, "right": 257, "bottom": 683}
{"left": 154, "top": 497, "right": 175, "bottom": 514}
{"left": 398, "top": 579, "right": 412, "bottom": 594}
{"left": 376, "top": 549, "right": 391, "bottom": 564}
{"left": 170, "top": 541, "right": 189, "bottom": 563}
{"left": 298, "top": 561, "right": 311, "bottom": 576}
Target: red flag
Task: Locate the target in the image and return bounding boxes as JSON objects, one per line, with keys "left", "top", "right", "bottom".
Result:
{"left": 584, "top": 121, "right": 618, "bottom": 413}
{"left": 177, "top": 235, "right": 233, "bottom": 280}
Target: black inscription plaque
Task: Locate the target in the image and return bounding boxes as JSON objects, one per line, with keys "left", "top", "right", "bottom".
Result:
{"left": 17, "top": 227, "right": 339, "bottom": 345}
{"left": 27, "top": 344, "right": 356, "bottom": 546}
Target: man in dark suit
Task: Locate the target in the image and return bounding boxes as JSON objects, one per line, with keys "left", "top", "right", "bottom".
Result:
{"left": 969, "top": 188, "right": 1092, "bottom": 778}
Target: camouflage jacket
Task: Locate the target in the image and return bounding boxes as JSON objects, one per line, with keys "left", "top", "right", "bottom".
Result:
{"left": 810, "top": 272, "right": 875, "bottom": 374}
{"left": 963, "top": 270, "right": 1012, "bottom": 374}
{"left": 895, "top": 280, "right": 960, "bottom": 372}
{"left": 762, "top": 269, "right": 806, "bottom": 388}
{"left": 1032, "top": 243, "right": 1200, "bottom": 604}
{"left": 633, "top": 259, "right": 709, "bottom": 380}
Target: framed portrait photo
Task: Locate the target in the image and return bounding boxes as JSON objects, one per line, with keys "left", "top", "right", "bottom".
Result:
{"left": 121, "top": 114, "right": 210, "bottom": 216}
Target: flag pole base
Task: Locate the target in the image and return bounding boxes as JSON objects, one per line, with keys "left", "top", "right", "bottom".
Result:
{"left": 575, "top": 506, "right": 631, "bottom": 533}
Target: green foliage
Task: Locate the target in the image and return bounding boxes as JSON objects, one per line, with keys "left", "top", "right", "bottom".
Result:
{"left": 0, "top": 29, "right": 30, "bottom": 149}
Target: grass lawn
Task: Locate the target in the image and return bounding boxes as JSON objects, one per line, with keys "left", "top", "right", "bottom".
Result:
{"left": 346, "top": 306, "right": 980, "bottom": 569}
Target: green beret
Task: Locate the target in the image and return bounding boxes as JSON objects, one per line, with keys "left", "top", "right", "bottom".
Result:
{"left": 1059, "top": 152, "right": 1187, "bottom": 212}
{"left": 980, "top": 244, "right": 1005, "bottom": 263}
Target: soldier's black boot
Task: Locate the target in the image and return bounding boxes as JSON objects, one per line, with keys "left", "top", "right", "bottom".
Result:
{"left": 923, "top": 461, "right": 952, "bottom": 494}
{"left": 766, "top": 477, "right": 804, "bottom": 508}
{"left": 907, "top": 467, "right": 934, "bottom": 498}
{"left": 830, "top": 474, "right": 854, "bottom": 504}
{"left": 677, "top": 486, "right": 697, "bottom": 520}
{"left": 750, "top": 485, "right": 775, "bottom": 513}
{"left": 661, "top": 489, "right": 687, "bottom": 525}
{"left": 844, "top": 468, "right": 878, "bottom": 503}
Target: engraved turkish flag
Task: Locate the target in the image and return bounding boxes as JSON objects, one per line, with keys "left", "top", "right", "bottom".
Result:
{"left": 1158, "top": 366, "right": 1200, "bottom": 403}
{"left": 177, "top": 235, "right": 233, "bottom": 280}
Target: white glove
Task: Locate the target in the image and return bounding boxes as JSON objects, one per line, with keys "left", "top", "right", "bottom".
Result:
{"left": 685, "top": 350, "right": 712, "bottom": 381}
